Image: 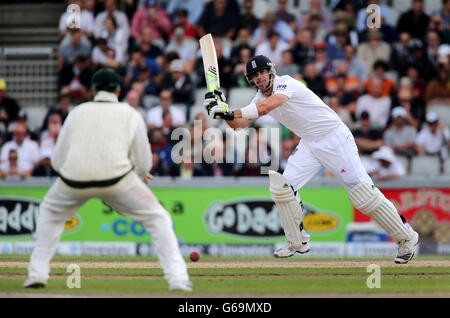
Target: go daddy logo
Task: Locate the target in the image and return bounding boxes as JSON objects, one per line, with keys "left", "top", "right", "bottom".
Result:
{"left": 204, "top": 198, "right": 340, "bottom": 238}
{"left": 0, "top": 196, "right": 80, "bottom": 236}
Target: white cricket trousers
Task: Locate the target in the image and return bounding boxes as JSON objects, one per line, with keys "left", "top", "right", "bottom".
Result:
{"left": 28, "top": 172, "right": 189, "bottom": 286}
{"left": 283, "top": 123, "right": 373, "bottom": 195}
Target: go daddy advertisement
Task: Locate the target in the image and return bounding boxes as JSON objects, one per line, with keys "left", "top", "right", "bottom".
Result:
{"left": 0, "top": 187, "right": 351, "bottom": 244}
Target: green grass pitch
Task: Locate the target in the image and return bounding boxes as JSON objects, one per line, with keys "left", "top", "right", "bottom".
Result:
{"left": 1, "top": 255, "right": 449, "bottom": 297}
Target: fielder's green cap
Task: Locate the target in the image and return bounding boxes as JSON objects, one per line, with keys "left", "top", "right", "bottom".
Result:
{"left": 91, "top": 68, "right": 122, "bottom": 92}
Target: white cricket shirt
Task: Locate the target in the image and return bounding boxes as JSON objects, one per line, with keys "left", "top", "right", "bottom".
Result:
{"left": 251, "top": 75, "right": 342, "bottom": 141}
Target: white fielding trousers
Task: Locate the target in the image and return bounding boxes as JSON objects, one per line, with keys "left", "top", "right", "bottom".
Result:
{"left": 283, "top": 124, "right": 373, "bottom": 195}
{"left": 28, "top": 172, "right": 189, "bottom": 286}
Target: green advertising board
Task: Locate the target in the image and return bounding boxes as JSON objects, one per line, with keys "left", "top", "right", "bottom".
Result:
{"left": 0, "top": 187, "right": 352, "bottom": 243}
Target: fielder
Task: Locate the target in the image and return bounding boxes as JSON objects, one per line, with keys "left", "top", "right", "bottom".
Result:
{"left": 24, "top": 69, "right": 193, "bottom": 291}
{"left": 204, "top": 55, "right": 419, "bottom": 263}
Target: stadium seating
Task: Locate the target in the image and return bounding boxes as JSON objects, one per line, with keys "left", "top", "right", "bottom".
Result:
{"left": 410, "top": 156, "right": 441, "bottom": 177}
{"left": 228, "top": 87, "right": 256, "bottom": 111}
{"left": 23, "top": 106, "right": 48, "bottom": 132}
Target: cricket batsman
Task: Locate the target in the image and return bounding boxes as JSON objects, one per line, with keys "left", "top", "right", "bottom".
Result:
{"left": 24, "top": 68, "right": 193, "bottom": 291}
{"left": 203, "top": 55, "right": 419, "bottom": 264}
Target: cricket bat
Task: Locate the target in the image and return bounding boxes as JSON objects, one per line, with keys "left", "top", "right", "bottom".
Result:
{"left": 199, "top": 33, "right": 220, "bottom": 93}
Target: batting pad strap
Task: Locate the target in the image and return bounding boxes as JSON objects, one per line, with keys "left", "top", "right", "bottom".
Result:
{"left": 240, "top": 102, "right": 259, "bottom": 119}
{"left": 269, "top": 171, "right": 303, "bottom": 244}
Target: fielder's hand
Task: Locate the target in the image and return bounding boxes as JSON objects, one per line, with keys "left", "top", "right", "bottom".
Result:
{"left": 143, "top": 173, "right": 154, "bottom": 184}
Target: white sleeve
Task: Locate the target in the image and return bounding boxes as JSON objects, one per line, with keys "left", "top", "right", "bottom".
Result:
{"left": 272, "top": 77, "right": 300, "bottom": 99}
{"left": 51, "top": 112, "right": 74, "bottom": 172}
{"left": 130, "top": 112, "right": 152, "bottom": 179}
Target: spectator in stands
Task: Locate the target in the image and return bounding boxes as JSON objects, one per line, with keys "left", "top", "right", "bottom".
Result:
{"left": 150, "top": 152, "right": 166, "bottom": 176}
{"left": 161, "top": 59, "right": 195, "bottom": 117}
{"left": 40, "top": 113, "right": 62, "bottom": 155}
{"left": 45, "top": 89, "right": 71, "bottom": 129}
{"left": 278, "top": 138, "right": 294, "bottom": 173}
{"left": 303, "top": 63, "right": 327, "bottom": 98}
{"left": 312, "top": 42, "right": 334, "bottom": 80}
{"left": 125, "top": 89, "right": 147, "bottom": 120}
{"left": 397, "top": 0, "right": 430, "bottom": 40}
{"left": 298, "top": 0, "right": 334, "bottom": 32}
{"left": 343, "top": 44, "right": 367, "bottom": 84}
{"left": 405, "top": 63, "right": 427, "bottom": 102}
{"left": 0, "top": 123, "right": 39, "bottom": 172}
{"left": 424, "top": 59, "right": 450, "bottom": 106}
{"left": 238, "top": 0, "right": 259, "bottom": 33}
{"left": 275, "top": 0, "right": 296, "bottom": 31}
{"left": 169, "top": 9, "right": 198, "bottom": 39}
{"left": 364, "top": 60, "right": 396, "bottom": 97}
{"left": 197, "top": 0, "right": 239, "bottom": 40}
{"left": 149, "top": 127, "right": 179, "bottom": 176}
{"left": 291, "top": 28, "right": 314, "bottom": 70}
{"left": 352, "top": 110, "right": 383, "bottom": 155}
{"left": 390, "top": 32, "right": 414, "bottom": 77}
{"left": 426, "top": 30, "right": 443, "bottom": 67}
{"left": 326, "top": 95, "right": 353, "bottom": 128}
{"left": 91, "top": 38, "right": 111, "bottom": 69}
{"left": 357, "top": 29, "right": 391, "bottom": 75}
{"left": 366, "top": 146, "right": 406, "bottom": 182}
{"left": 230, "top": 28, "right": 255, "bottom": 66}
{"left": 356, "top": 77, "right": 392, "bottom": 128}
{"left": 58, "top": 29, "right": 92, "bottom": 69}
{"left": 326, "top": 23, "right": 351, "bottom": 63}
{"left": 0, "top": 149, "right": 32, "bottom": 180}
{"left": 437, "top": 0, "right": 450, "bottom": 29}
{"left": 325, "top": 66, "right": 358, "bottom": 115}
{"left": 59, "top": 0, "right": 94, "bottom": 39}
{"left": 277, "top": 49, "right": 300, "bottom": 77}
{"left": 134, "top": 65, "right": 159, "bottom": 97}
{"left": 98, "top": 14, "right": 128, "bottom": 65}
{"left": 131, "top": 0, "right": 171, "bottom": 43}
{"left": 8, "top": 110, "right": 39, "bottom": 142}
{"left": 94, "top": 0, "right": 130, "bottom": 40}
{"left": 138, "top": 27, "right": 164, "bottom": 61}
{"left": 231, "top": 47, "right": 253, "bottom": 87}
{"left": 409, "top": 39, "right": 436, "bottom": 81}
{"left": 428, "top": 13, "right": 450, "bottom": 44}
{"left": 255, "top": 30, "right": 290, "bottom": 69}
{"left": 392, "top": 87, "right": 422, "bottom": 129}
{"left": 146, "top": 89, "right": 186, "bottom": 130}
{"left": 0, "top": 78, "right": 21, "bottom": 132}
{"left": 252, "top": 11, "right": 295, "bottom": 48}
{"left": 57, "top": 55, "right": 93, "bottom": 101}
{"left": 166, "top": 0, "right": 205, "bottom": 26}
{"left": 415, "top": 112, "right": 450, "bottom": 161}
{"left": 306, "top": 11, "right": 328, "bottom": 43}
{"left": 32, "top": 149, "right": 57, "bottom": 178}
{"left": 383, "top": 107, "right": 417, "bottom": 159}
{"left": 165, "top": 26, "right": 198, "bottom": 73}
{"left": 160, "top": 110, "right": 177, "bottom": 145}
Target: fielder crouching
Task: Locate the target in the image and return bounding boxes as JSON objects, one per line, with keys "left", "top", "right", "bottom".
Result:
{"left": 204, "top": 55, "right": 419, "bottom": 264}
{"left": 24, "top": 68, "right": 192, "bottom": 291}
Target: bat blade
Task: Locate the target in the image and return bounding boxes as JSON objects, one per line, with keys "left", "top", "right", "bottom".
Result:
{"left": 199, "top": 33, "right": 220, "bottom": 92}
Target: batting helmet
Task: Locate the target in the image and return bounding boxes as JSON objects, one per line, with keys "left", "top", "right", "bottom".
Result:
{"left": 92, "top": 68, "right": 122, "bottom": 93}
{"left": 245, "top": 55, "right": 276, "bottom": 93}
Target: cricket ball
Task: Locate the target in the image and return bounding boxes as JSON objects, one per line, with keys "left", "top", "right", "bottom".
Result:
{"left": 190, "top": 251, "right": 200, "bottom": 262}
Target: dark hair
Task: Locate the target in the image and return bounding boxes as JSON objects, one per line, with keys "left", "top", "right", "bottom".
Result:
{"left": 105, "top": 14, "right": 117, "bottom": 29}
{"left": 373, "top": 60, "right": 389, "bottom": 71}
{"left": 267, "top": 30, "right": 279, "bottom": 39}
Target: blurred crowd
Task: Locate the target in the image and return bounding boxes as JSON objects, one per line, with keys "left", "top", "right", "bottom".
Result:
{"left": 0, "top": 0, "right": 449, "bottom": 181}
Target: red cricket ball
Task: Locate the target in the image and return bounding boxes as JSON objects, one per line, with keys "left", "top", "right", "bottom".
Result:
{"left": 190, "top": 251, "right": 200, "bottom": 262}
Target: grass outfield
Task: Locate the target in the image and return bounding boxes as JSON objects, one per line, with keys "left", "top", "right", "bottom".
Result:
{"left": 0, "top": 255, "right": 449, "bottom": 298}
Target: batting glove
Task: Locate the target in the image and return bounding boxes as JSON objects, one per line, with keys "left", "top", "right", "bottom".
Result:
{"left": 209, "top": 101, "right": 234, "bottom": 120}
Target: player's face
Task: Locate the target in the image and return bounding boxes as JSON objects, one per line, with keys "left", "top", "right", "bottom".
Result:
{"left": 251, "top": 69, "right": 272, "bottom": 91}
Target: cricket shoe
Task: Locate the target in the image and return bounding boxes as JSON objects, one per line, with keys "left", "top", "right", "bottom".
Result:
{"left": 395, "top": 228, "right": 419, "bottom": 264}
{"left": 24, "top": 276, "right": 47, "bottom": 288}
{"left": 169, "top": 280, "right": 193, "bottom": 292}
{"left": 274, "top": 241, "right": 310, "bottom": 258}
